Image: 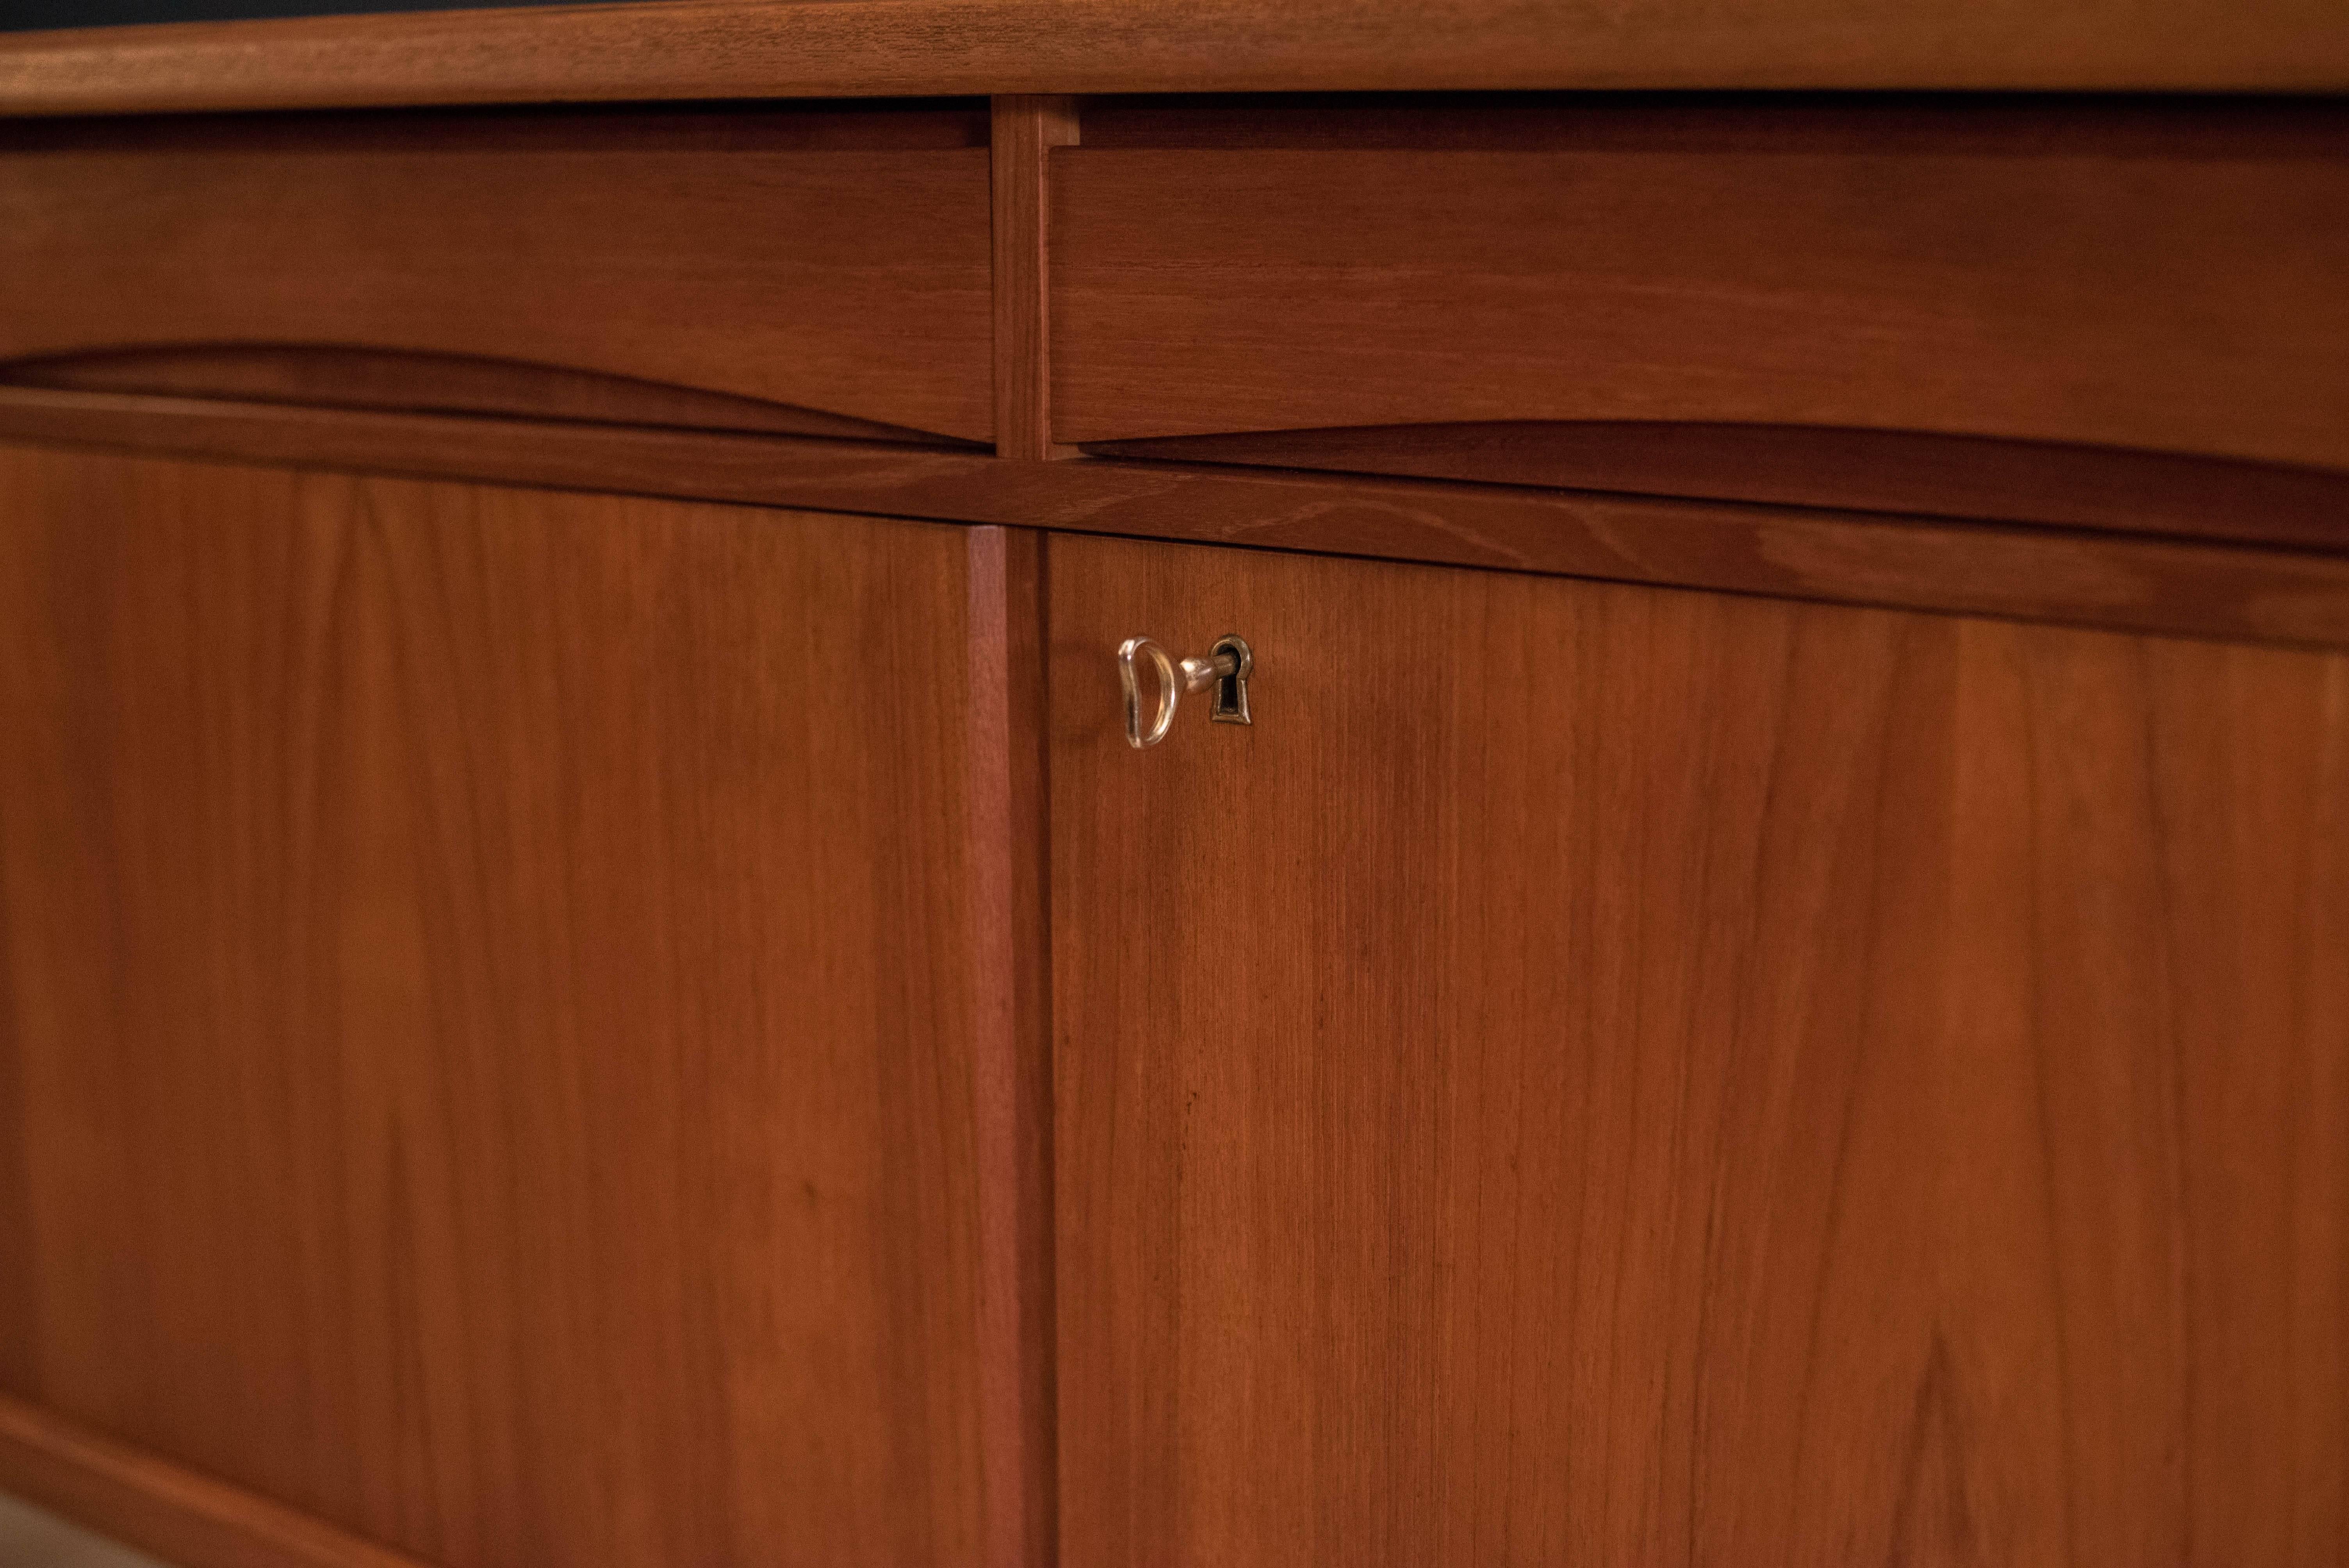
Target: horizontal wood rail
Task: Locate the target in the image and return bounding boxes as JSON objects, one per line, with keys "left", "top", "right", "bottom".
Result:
{"left": 3, "top": 383, "right": 2346, "bottom": 653}
{"left": 1085, "top": 422, "right": 2349, "bottom": 555}
{"left": 0, "top": 344, "right": 973, "bottom": 447}
{"left": 1, "top": 0, "right": 2346, "bottom": 119}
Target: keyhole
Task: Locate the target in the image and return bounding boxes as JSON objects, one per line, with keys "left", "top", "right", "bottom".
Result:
{"left": 1208, "top": 635, "right": 1253, "bottom": 726}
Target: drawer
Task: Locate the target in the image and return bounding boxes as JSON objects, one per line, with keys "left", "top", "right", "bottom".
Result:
{"left": 1050, "top": 530, "right": 2349, "bottom": 1565}
{"left": 1053, "top": 98, "right": 2349, "bottom": 479}
{"left": 0, "top": 105, "right": 994, "bottom": 445}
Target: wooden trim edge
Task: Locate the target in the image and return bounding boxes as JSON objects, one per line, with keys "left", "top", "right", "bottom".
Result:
{"left": 965, "top": 527, "right": 1059, "bottom": 1568}
{"left": 2, "top": 384, "right": 2345, "bottom": 653}
{"left": 3, "top": 0, "right": 2347, "bottom": 119}
{"left": 991, "top": 96, "right": 1081, "bottom": 461}
{"left": 1082, "top": 422, "right": 2349, "bottom": 558}
{"left": 0, "top": 343, "right": 979, "bottom": 450}
{"left": 0, "top": 1389, "right": 430, "bottom": 1568}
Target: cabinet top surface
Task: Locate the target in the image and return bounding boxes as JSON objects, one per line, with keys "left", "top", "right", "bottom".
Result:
{"left": 1, "top": 0, "right": 2345, "bottom": 118}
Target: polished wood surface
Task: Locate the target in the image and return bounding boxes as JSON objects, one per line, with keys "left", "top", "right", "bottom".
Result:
{"left": 0, "top": 1392, "right": 429, "bottom": 1568}
{"left": 965, "top": 528, "right": 1059, "bottom": 1568}
{"left": 5, "top": 385, "right": 2347, "bottom": 654}
{"left": 2, "top": 346, "right": 970, "bottom": 447}
{"left": 1052, "top": 531, "right": 2348, "bottom": 1566}
{"left": 0, "top": 107, "right": 994, "bottom": 444}
{"left": 991, "top": 97, "right": 1081, "bottom": 461}
{"left": 0, "top": 442, "right": 989, "bottom": 1566}
{"left": 0, "top": 55, "right": 2340, "bottom": 1568}
{"left": 4, "top": 0, "right": 2347, "bottom": 119}
{"left": 1086, "top": 422, "right": 2349, "bottom": 554}
{"left": 1052, "top": 99, "right": 2349, "bottom": 472}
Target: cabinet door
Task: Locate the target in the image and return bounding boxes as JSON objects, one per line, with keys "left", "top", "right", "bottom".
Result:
{"left": 1050, "top": 532, "right": 2348, "bottom": 1566}
{"left": 0, "top": 443, "right": 984, "bottom": 1566}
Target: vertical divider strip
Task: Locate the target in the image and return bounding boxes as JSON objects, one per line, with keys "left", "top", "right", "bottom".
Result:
{"left": 978, "top": 91, "right": 1076, "bottom": 1566}
{"left": 992, "top": 95, "right": 1081, "bottom": 460}
{"left": 967, "top": 521, "right": 1057, "bottom": 1568}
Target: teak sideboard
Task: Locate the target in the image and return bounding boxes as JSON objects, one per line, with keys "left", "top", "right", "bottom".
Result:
{"left": 0, "top": 6, "right": 2344, "bottom": 1566}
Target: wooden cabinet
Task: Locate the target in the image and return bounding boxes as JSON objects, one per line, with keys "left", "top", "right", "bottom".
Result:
{"left": 1048, "top": 531, "right": 2349, "bottom": 1566}
{"left": 0, "top": 443, "right": 990, "bottom": 1567}
{"left": 5, "top": 447, "right": 2340, "bottom": 1568}
{"left": 0, "top": 16, "right": 2345, "bottom": 1568}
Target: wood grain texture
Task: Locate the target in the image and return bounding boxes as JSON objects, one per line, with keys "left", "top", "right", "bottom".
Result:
{"left": 0, "top": 1392, "right": 430, "bottom": 1568}
{"left": 0, "top": 107, "right": 994, "bottom": 443}
{"left": 7, "top": 387, "right": 2349, "bottom": 655}
{"left": 965, "top": 528, "right": 1058, "bottom": 1568}
{"left": 991, "top": 97, "right": 1080, "bottom": 461}
{"left": 0, "top": 442, "right": 988, "bottom": 1567}
{"left": 3, "top": 0, "right": 2348, "bottom": 118}
{"left": 1085, "top": 422, "right": 2349, "bottom": 555}
{"left": 1050, "top": 530, "right": 2349, "bottom": 1567}
{"left": 1052, "top": 99, "right": 2349, "bottom": 472}
{"left": 0, "top": 346, "right": 973, "bottom": 447}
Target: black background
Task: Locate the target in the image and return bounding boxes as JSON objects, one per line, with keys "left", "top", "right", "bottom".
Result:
{"left": 2, "top": 0, "right": 586, "bottom": 29}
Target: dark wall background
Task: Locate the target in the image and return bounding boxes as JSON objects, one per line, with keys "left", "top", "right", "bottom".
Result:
{"left": 2, "top": 0, "right": 588, "bottom": 29}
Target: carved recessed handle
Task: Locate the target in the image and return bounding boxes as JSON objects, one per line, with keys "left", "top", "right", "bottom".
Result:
{"left": 1117, "top": 634, "right": 1253, "bottom": 749}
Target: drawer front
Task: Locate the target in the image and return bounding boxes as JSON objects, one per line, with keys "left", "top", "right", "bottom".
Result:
{"left": 1052, "top": 100, "right": 2349, "bottom": 474}
{"left": 0, "top": 107, "right": 994, "bottom": 445}
{"left": 1050, "top": 531, "right": 2349, "bottom": 1566}
{"left": 0, "top": 444, "right": 987, "bottom": 1566}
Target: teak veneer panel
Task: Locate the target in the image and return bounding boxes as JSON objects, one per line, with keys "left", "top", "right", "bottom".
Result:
{"left": 1052, "top": 99, "right": 2349, "bottom": 473}
{"left": 2, "top": 0, "right": 2347, "bottom": 118}
{"left": 1052, "top": 532, "right": 2349, "bottom": 1566}
{"left": 0, "top": 107, "right": 994, "bottom": 444}
{"left": 0, "top": 442, "right": 988, "bottom": 1567}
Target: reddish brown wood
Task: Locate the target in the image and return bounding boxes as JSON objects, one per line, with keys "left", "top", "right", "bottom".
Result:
{"left": 966, "top": 527, "right": 1059, "bottom": 1568}
{"left": 1075, "top": 91, "right": 2349, "bottom": 151}
{"left": 0, "top": 1392, "right": 429, "bottom": 1568}
{"left": 1, "top": 346, "right": 968, "bottom": 447}
{"left": 0, "top": 107, "right": 994, "bottom": 443}
{"left": 0, "top": 381, "right": 1018, "bottom": 515}
{"left": 1085, "top": 421, "right": 2349, "bottom": 554}
{"left": 1, "top": 0, "right": 2346, "bottom": 119}
{"left": 1050, "top": 529, "right": 2349, "bottom": 1566}
{"left": 0, "top": 441, "right": 989, "bottom": 1567}
{"left": 5, "top": 388, "right": 2347, "bottom": 654}
{"left": 992, "top": 97, "right": 1082, "bottom": 461}
{"left": 1051, "top": 100, "right": 2349, "bottom": 472}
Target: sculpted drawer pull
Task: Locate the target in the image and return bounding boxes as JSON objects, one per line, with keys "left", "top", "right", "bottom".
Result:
{"left": 1117, "top": 634, "right": 1253, "bottom": 749}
